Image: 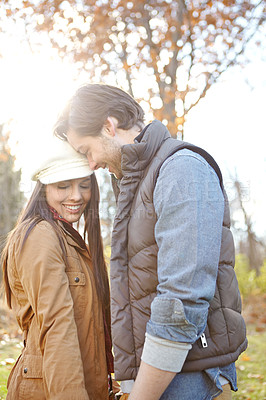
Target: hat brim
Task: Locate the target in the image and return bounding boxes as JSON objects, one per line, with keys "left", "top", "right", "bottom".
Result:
{"left": 37, "top": 165, "right": 93, "bottom": 184}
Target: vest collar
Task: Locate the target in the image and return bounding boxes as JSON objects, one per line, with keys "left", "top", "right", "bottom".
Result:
{"left": 120, "top": 120, "right": 171, "bottom": 176}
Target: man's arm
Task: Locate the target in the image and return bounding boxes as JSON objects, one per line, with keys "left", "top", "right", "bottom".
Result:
{"left": 128, "top": 334, "right": 191, "bottom": 399}
{"left": 128, "top": 361, "right": 175, "bottom": 400}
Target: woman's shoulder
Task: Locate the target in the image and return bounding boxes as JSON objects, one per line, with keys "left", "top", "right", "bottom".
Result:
{"left": 8, "top": 220, "right": 67, "bottom": 268}
{"left": 12, "top": 219, "right": 60, "bottom": 250}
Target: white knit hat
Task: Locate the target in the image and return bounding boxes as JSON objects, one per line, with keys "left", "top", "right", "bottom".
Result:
{"left": 31, "top": 137, "right": 93, "bottom": 184}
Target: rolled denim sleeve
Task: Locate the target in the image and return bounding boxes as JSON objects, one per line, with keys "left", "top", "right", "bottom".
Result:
{"left": 143, "top": 149, "right": 224, "bottom": 371}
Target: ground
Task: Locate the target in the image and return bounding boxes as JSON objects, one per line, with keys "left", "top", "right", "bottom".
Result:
{"left": 0, "top": 295, "right": 265, "bottom": 399}
{"left": 235, "top": 294, "right": 266, "bottom": 400}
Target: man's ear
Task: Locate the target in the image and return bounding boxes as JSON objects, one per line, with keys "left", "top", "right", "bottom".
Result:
{"left": 103, "top": 117, "right": 116, "bottom": 137}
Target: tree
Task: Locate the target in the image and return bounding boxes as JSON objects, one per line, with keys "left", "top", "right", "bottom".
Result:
{"left": 2, "top": 0, "right": 265, "bottom": 137}
{"left": 0, "top": 123, "right": 25, "bottom": 253}
{"left": 229, "top": 172, "right": 266, "bottom": 275}
{"left": 96, "top": 170, "right": 116, "bottom": 246}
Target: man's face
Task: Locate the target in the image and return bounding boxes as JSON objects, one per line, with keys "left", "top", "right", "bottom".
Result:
{"left": 68, "top": 128, "right": 123, "bottom": 179}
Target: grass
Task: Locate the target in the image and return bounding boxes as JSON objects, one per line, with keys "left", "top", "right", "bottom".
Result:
{"left": 0, "top": 330, "right": 265, "bottom": 399}
{"left": 0, "top": 337, "right": 22, "bottom": 399}
{"left": 233, "top": 327, "right": 266, "bottom": 400}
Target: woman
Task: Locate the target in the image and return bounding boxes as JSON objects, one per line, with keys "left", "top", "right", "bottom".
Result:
{"left": 1, "top": 138, "right": 114, "bottom": 400}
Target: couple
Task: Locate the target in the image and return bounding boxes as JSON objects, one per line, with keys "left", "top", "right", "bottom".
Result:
{"left": 2, "top": 84, "right": 247, "bottom": 400}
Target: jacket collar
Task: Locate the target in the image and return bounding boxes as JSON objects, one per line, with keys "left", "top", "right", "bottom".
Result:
{"left": 58, "top": 220, "right": 91, "bottom": 257}
{"left": 49, "top": 206, "right": 88, "bottom": 251}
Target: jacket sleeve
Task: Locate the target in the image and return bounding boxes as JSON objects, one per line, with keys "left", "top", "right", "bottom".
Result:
{"left": 143, "top": 149, "right": 225, "bottom": 372}
{"left": 15, "top": 221, "right": 90, "bottom": 400}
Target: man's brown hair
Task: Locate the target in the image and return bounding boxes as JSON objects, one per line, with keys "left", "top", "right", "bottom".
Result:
{"left": 55, "top": 83, "right": 145, "bottom": 139}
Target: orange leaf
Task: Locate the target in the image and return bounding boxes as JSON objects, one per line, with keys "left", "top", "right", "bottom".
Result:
{"left": 241, "top": 354, "right": 251, "bottom": 361}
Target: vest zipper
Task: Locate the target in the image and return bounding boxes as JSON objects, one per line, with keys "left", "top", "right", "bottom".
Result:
{"left": 200, "top": 333, "right": 208, "bottom": 348}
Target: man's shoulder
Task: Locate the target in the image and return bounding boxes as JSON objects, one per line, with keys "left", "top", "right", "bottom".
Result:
{"left": 154, "top": 146, "right": 223, "bottom": 202}
{"left": 160, "top": 147, "right": 211, "bottom": 173}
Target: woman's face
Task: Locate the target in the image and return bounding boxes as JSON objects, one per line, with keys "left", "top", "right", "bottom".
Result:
{"left": 45, "top": 176, "right": 91, "bottom": 223}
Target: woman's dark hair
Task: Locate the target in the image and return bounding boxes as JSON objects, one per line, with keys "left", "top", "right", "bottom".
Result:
{"left": 54, "top": 83, "right": 145, "bottom": 139}
{"left": 83, "top": 174, "right": 110, "bottom": 309}
{"left": 1, "top": 175, "right": 110, "bottom": 312}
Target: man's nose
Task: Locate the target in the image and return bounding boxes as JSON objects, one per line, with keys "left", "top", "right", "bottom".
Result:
{"left": 86, "top": 154, "right": 98, "bottom": 170}
{"left": 89, "top": 160, "right": 98, "bottom": 170}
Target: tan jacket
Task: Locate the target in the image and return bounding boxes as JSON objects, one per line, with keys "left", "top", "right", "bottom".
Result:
{"left": 6, "top": 220, "right": 108, "bottom": 400}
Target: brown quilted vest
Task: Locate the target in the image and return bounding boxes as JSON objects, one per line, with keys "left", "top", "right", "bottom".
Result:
{"left": 110, "top": 120, "right": 247, "bottom": 381}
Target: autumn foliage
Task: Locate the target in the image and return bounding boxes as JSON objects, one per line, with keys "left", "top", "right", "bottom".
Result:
{"left": 1, "top": 0, "right": 265, "bottom": 137}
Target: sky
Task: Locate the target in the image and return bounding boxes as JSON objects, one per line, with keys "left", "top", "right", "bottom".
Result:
{"left": 0, "top": 21, "right": 265, "bottom": 238}
{"left": 184, "top": 61, "right": 266, "bottom": 237}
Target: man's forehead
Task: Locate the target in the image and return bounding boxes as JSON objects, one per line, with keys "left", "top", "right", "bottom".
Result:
{"left": 67, "top": 130, "right": 98, "bottom": 154}
{"left": 68, "top": 128, "right": 85, "bottom": 142}
{"left": 67, "top": 129, "right": 84, "bottom": 150}
{"left": 67, "top": 127, "right": 79, "bottom": 138}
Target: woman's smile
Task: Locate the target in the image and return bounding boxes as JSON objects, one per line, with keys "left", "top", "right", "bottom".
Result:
{"left": 63, "top": 203, "right": 83, "bottom": 213}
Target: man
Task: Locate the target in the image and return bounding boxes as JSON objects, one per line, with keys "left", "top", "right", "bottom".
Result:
{"left": 55, "top": 84, "right": 247, "bottom": 400}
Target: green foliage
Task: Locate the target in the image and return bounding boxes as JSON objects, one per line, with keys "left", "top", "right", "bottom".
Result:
{"left": 256, "top": 261, "right": 266, "bottom": 293}
{"left": 104, "top": 245, "right": 111, "bottom": 264}
{"left": 235, "top": 255, "right": 266, "bottom": 298}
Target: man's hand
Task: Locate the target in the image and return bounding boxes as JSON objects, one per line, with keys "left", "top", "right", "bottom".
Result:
{"left": 128, "top": 361, "right": 176, "bottom": 400}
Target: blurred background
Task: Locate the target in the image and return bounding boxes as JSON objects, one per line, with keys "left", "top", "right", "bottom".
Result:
{"left": 0, "top": 1, "right": 265, "bottom": 398}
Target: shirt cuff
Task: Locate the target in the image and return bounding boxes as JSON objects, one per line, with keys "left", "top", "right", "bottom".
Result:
{"left": 120, "top": 380, "right": 135, "bottom": 394}
{"left": 141, "top": 332, "right": 192, "bottom": 373}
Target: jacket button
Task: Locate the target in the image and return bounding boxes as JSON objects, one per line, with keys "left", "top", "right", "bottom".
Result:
{"left": 74, "top": 277, "right": 80, "bottom": 283}
{"left": 24, "top": 368, "right": 28, "bottom": 374}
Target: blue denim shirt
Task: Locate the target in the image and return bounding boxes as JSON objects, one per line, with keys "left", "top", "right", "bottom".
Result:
{"left": 141, "top": 149, "right": 237, "bottom": 399}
